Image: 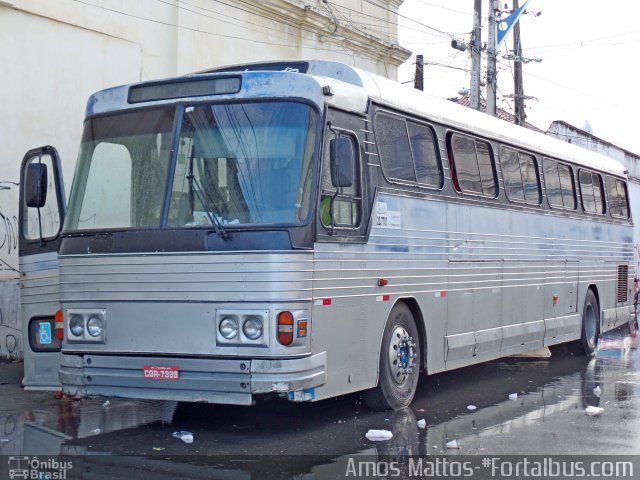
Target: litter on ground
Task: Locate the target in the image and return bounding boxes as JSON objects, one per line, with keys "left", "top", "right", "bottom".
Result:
{"left": 365, "top": 429, "right": 393, "bottom": 441}
{"left": 173, "top": 431, "right": 194, "bottom": 443}
{"left": 585, "top": 406, "right": 604, "bottom": 416}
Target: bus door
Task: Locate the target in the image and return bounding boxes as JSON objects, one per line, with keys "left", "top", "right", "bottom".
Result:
{"left": 18, "top": 146, "right": 66, "bottom": 390}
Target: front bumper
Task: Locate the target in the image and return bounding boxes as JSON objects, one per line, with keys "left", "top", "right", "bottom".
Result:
{"left": 60, "top": 352, "right": 326, "bottom": 405}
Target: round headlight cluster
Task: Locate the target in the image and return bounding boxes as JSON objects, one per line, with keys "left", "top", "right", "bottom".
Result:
{"left": 243, "top": 317, "right": 263, "bottom": 340}
{"left": 87, "top": 316, "right": 104, "bottom": 337}
{"left": 69, "top": 314, "right": 84, "bottom": 337}
{"left": 219, "top": 317, "right": 239, "bottom": 339}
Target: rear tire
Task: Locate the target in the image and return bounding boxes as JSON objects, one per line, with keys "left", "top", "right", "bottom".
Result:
{"left": 364, "top": 303, "right": 421, "bottom": 411}
{"left": 579, "top": 289, "right": 600, "bottom": 355}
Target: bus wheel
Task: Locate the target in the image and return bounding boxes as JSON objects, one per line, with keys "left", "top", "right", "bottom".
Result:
{"left": 364, "top": 302, "right": 420, "bottom": 411}
{"left": 579, "top": 289, "right": 600, "bottom": 355}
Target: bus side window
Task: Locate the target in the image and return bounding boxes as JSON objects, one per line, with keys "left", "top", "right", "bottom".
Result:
{"left": 579, "top": 170, "right": 604, "bottom": 214}
{"left": 448, "top": 133, "right": 497, "bottom": 197}
{"left": 544, "top": 158, "right": 575, "bottom": 209}
{"left": 606, "top": 176, "right": 630, "bottom": 218}
{"left": 501, "top": 146, "right": 541, "bottom": 205}
{"left": 374, "top": 111, "right": 442, "bottom": 189}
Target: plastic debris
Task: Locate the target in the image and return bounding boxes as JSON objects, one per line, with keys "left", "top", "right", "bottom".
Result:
{"left": 91, "top": 428, "right": 101, "bottom": 434}
{"left": 593, "top": 386, "right": 602, "bottom": 397}
{"left": 585, "top": 406, "right": 603, "bottom": 416}
{"left": 446, "top": 439, "right": 460, "bottom": 449}
{"left": 365, "top": 429, "right": 393, "bottom": 441}
{"left": 508, "top": 393, "right": 518, "bottom": 401}
{"left": 467, "top": 405, "right": 477, "bottom": 411}
{"left": 417, "top": 419, "right": 426, "bottom": 429}
{"left": 173, "top": 431, "right": 194, "bottom": 443}
{"left": 102, "top": 400, "right": 111, "bottom": 408}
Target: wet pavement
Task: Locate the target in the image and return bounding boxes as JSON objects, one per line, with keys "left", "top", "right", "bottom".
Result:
{"left": 0, "top": 326, "right": 638, "bottom": 478}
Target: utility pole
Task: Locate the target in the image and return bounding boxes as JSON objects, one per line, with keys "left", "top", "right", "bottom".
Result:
{"left": 486, "top": 0, "right": 498, "bottom": 116}
{"left": 512, "top": 0, "right": 525, "bottom": 125}
{"left": 470, "top": 0, "right": 482, "bottom": 110}
{"left": 414, "top": 54, "right": 424, "bottom": 91}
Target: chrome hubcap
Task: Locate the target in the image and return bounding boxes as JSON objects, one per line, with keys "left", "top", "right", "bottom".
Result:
{"left": 388, "top": 326, "right": 417, "bottom": 386}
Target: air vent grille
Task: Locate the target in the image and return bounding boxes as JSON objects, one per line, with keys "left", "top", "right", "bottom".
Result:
{"left": 617, "top": 264, "right": 629, "bottom": 303}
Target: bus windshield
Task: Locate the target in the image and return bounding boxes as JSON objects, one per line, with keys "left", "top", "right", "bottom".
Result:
{"left": 64, "top": 101, "right": 317, "bottom": 231}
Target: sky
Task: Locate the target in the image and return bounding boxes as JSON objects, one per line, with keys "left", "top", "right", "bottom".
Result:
{"left": 397, "top": 0, "right": 640, "bottom": 154}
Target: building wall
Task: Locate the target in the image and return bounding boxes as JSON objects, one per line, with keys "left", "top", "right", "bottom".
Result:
{"left": 547, "top": 121, "right": 640, "bottom": 275}
{"left": 0, "top": 0, "right": 409, "bottom": 358}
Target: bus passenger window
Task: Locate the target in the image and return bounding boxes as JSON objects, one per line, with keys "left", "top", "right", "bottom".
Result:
{"left": 501, "top": 147, "right": 540, "bottom": 205}
{"left": 606, "top": 176, "right": 629, "bottom": 218}
{"left": 579, "top": 170, "right": 604, "bottom": 214}
{"left": 500, "top": 147, "right": 524, "bottom": 201}
{"left": 449, "top": 133, "right": 497, "bottom": 197}
{"left": 407, "top": 122, "right": 442, "bottom": 187}
{"left": 544, "top": 158, "right": 575, "bottom": 209}
{"left": 558, "top": 164, "right": 575, "bottom": 209}
{"left": 375, "top": 114, "right": 414, "bottom": 182}
{"left": 521, "top": 154, "right": 541, "bottom": 204}
{"left": 375, "top": 113, "right": 442, "bottom": 188}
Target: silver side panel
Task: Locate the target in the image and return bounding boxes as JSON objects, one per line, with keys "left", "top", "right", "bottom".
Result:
{"left": 311, "top": 192, "right": 634, "bottom": 395}
{"left": 20, "top": 251, "right": 61, "bottom": 389}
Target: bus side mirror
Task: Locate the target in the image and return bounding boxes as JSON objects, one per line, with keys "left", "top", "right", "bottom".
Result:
{"left": 329, "top": 137, "right": 354, "bottom": 188}
{"left": 25, "top": 163, "right": 48, "bottom": 208}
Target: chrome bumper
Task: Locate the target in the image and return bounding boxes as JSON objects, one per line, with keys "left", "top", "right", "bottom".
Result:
{"left": 60, "top": 352, "right": 326, "bottom": 405}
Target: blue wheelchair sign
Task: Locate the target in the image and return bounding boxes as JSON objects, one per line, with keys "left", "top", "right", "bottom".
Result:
{"left": 39, "top": 322, "right": 52, "bottom": 345}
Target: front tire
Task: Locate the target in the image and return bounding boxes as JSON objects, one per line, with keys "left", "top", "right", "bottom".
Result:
{"left": 364, "top": 302, "right": 421, "bottom": 411}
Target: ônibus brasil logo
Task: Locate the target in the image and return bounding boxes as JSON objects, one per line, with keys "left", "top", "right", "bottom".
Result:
{"left": 8, "top": 456, "right": 73, "bottom": 479}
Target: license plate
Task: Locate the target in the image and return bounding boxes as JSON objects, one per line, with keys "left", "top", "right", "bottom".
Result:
{"left": 143, "top": 365, "right": 179, "bottom": 381}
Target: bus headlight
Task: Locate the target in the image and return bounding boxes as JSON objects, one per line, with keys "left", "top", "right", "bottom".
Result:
{"left": 65, "top": 309, "right": 106, "bottom": 343}
{"left": 87, "top": 316, "right": 104, "bottom": 337}
{"left": 216, "top": 309, "right": 269, "bottom": 346}
{"left": 69, "top": 315, "right": 84, "bottom": 337}
{"left": 243, "top": 317, "right": 263, "bottom": 340}
{"left": 219, "top": 317, "right": 239, "bottom": 339}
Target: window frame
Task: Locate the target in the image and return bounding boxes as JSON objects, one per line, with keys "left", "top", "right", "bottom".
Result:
{"left": 499, "top": 145, "right": 542, "bottom": 205}
{"left": 578, "top": 169, "right": 605, "bottom": 215}
{"left": 606, "top": 175, "right": 630, "bottom": 219}
{"left": 542, "top": 157, "right": 576, "bottom": 211}
{"left": 447, "top": 132, "right": 498, "bottom": 198}
{"left": 374, "top": 110, "right": 443, "bottom": 190}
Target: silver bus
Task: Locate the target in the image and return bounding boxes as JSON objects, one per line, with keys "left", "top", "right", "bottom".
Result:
{"left": 19, "top": 60, "right": 634, "bottom": 410}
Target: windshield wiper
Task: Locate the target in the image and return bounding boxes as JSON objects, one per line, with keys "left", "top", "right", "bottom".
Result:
{"left": 187, "top": 147, "right": 230, "bottom": 241}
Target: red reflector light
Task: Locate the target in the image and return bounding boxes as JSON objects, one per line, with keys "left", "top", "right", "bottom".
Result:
{"left": 54, "top": 309, "right": 64, "bottom": 340}
{"left": 322, "top": 298, "right": 332, "bottom": 306}
{"left": 277, "top": 311, "right": 294, "bottom": 346}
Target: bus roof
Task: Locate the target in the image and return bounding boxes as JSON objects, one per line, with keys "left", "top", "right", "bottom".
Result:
{"left": 87, "top": 59, "right": 625, "bottom": 177}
